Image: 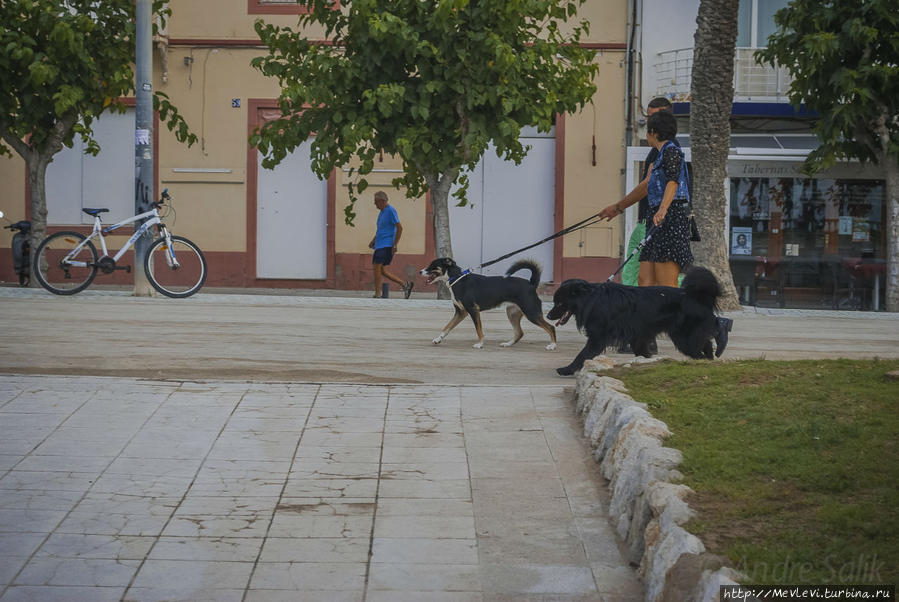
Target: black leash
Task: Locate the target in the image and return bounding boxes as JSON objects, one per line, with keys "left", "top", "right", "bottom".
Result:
{"left": 478, "top": 211, "right": 605, "bottom": 269}
{"left": 605, "top": 224, "right": 659, "bottom": 282}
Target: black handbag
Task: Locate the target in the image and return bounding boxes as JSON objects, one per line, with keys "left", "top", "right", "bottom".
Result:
{"left": 682, "top": 160, "right": 700, "bottom": 242}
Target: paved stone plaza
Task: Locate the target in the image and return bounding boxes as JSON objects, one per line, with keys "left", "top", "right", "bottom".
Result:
{"left": 1, "top": 286, "right": 896, "bottom": 601}
{"left": 0, "top": 374, "right": 641, "bottom": 601}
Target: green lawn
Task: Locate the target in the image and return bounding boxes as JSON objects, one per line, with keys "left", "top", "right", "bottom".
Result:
{"left": 606, "top": 359, "right": 899, "bottom": 586}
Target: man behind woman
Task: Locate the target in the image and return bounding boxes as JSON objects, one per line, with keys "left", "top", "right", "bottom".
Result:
{"left": 599, "top": 104, "right": 733, "bottom": 356}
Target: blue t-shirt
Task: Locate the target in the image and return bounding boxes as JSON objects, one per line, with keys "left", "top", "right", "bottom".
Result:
{"left": 374, "top": 204, "right": 400, "bottom": 249}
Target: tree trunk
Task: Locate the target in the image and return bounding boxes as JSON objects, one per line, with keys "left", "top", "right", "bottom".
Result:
{"left": 689, "top": 0, "right": 741, "bottom": 310}
{"left": 26, "top": 156, "right": 50, "bottom": 289}
{"left": 426, "top": 168, "right": 459, "bottom": 299}
{"left": 883, "top": 153, "right": 899, "bottom": 312}
{"left": 4, "top": 115, "right": 76, "bottom": 289}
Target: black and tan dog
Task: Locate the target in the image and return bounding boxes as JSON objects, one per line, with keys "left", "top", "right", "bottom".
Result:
{"left": 420, "top": 257, "right": 557, "bottom": 350}
{"left": 546, "top": 266, "right": 723, "bottom": 375}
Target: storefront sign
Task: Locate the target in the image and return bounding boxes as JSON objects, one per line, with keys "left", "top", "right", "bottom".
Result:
{"left": 728, "top": 160, "right": 881, "bottom": 180}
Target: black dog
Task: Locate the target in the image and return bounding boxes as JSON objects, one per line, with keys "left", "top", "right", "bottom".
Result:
{"left": 546, "top": 267, "right": 722, "bottom": 375}
{"left": 420, "top": 257, "right": 557, "bottom": 350}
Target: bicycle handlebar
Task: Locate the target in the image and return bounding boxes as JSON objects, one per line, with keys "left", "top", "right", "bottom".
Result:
{"left": 152, "top": 188, "right": 172, "bottom": 209}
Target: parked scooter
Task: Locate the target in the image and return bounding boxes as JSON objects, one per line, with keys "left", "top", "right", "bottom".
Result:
{"left": 0, "top": 211, "right": 31, "bottom": 286}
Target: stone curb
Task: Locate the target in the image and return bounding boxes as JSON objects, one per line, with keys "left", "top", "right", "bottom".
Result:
{"left": 573, "top": 358, "right": 744, "bottom": 602}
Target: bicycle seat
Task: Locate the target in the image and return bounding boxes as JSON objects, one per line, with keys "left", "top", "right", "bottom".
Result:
{"left": 82, "top": 208, "right": 110, "bottom": 216}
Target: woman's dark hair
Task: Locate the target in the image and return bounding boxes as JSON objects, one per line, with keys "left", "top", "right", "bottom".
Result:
{"left": 647, "top": 111, "right": 677, "bottom": 142}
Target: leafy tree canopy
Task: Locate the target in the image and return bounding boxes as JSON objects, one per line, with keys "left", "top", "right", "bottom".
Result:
{"left": 757, "top": 0, "right": 899, "bottom": 172}
{"left": 251, "top": 0, "right": 598, "bottom": 225}
{"left": 0, "top": 0, "right": 195, "bottom": 160}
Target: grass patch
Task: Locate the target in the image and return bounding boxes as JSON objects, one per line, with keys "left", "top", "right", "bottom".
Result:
{"left": 607, "top": 359, "right": 898, "bottom": 586}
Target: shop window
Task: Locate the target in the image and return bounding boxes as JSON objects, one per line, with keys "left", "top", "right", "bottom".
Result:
{"left": 729, "top": 176, "right": 887, "bottom": 310}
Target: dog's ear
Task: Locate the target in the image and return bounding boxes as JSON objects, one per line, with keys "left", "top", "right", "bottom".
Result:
{"left": 563, "top": 279, "right": 592, "bottom": 297}
{"left": 440, "top": 258, "right": 456, "bottom": 269}
{"left": 573, "top": 281, "right": 592, "bottom": 295}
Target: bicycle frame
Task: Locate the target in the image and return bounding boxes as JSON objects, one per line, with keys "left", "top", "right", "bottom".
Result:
{"left": 66, "top": 208, "right": 179, "bottom": 269}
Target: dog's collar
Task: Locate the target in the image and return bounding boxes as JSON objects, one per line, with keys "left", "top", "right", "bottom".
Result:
{"left": 448, "top": 269, "right": 471, "bottom": 286}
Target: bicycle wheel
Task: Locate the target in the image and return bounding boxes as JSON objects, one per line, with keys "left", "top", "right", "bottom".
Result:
{"left": 32, "top": 231, "right": 98, "bottom": 295}
{"left": 145, "top": 235, "right": 207, "bottom": 298}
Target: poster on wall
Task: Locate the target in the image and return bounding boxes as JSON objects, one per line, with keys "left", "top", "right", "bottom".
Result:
{"left": 852, "top": 221, "right": 870, "bottom": 242}
{"left": 839, "top": 216, "right": 853, "bottom": 235}
{"left": 731, "top": 227, "right": 752, "bottom": 255}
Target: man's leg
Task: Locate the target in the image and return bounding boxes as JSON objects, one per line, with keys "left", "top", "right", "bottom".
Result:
{"left": 381, "top": 265, "right": 405, "bottom": 287}
{"left": 373, "top": 263, "right": 384, "bottom": 297}
{"left": 621, "top": 222, "right": 645, "bottom": 287}
{"left": 620, "top": 261, "right": 658, "bottom": 355}
{"left": 715, "top": 316, "right": 733, "bottom": 357}
{"left": 379, "top": 250, "right": 413, "bottom": 298}
{"left": 617, "top": 237, "right": 646, "bottom": 353}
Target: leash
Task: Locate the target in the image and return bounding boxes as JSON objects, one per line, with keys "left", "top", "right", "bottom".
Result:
{"left": 477, "top": 211, "right": 605, "bottom": 270}
{"left": 605, "top": 224, "right": 659, "bottom": 282}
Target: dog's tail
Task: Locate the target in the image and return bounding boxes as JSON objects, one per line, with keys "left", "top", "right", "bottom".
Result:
{"left": 681, "top": 266, "right": 722, "bottom": 311}
{"left": 505, "top": 259, "right": 542, "bottom": 287}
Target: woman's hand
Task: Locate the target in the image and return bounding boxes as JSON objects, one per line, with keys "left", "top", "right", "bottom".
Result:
{"left": 599, "top": 203, "right": 622, "bottom": 221}
{"left": 653, "top": 207, "right": 667, "bottom": 226}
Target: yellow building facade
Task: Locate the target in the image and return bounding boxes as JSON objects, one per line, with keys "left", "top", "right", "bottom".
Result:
{"left": 0, "top": 0, "right": 630, "bottom": 291}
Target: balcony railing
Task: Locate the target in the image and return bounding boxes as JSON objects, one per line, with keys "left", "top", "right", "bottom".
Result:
{"left": 653, "top": 47, "right": 793, "bottom": 102}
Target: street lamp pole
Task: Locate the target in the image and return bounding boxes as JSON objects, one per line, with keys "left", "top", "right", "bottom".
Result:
{"left": 133, "top": 0, "right": 154, "bottom": 296}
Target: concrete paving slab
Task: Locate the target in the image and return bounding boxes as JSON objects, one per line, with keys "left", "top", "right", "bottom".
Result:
{"left": 1, "top": 287, "right": 896, "bottom": 385}
{"left": 0, "top": 375, "right": 635, "bottom": 601}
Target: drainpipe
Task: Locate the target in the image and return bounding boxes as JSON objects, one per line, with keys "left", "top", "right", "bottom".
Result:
{"left": 624, "top": 0, "right": 639, "bottom": 147}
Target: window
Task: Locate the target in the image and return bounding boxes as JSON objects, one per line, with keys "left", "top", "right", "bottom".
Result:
{"left": 46, "top": 109, "right": 136, "bottom": 225}
{"left": 729, "top": 175, "right": 886, "bottom": 310}
{"left": 736, "top": 0, "right": 789, "bottom": 48}
{"left": 248, "top": 0, "right": 308, "bottom": 15}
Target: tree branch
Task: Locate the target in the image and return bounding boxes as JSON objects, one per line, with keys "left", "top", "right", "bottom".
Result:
{"left": 0, "top": 125, "right": 34, "bottom": 164}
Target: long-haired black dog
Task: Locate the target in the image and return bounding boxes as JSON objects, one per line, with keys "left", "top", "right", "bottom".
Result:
{"left": 546, "top": 267, "right": 722, "bottom": 375}
{"left": 420, "top": 257, "right": 557, "bottom": 349}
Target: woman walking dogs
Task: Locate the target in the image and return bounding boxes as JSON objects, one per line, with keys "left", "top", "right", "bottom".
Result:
{"left": 598, "top": 111, "right": 732, "bottom": 356}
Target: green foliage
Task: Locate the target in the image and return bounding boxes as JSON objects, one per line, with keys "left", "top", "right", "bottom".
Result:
{"left": 757, "top": 0, "right": 899, "bottom": 173}
{"left": 614, "top": 359, "right": 899, "bottom": 585}
{"left": 0, "top": 0, "right": 195, "bottom": 159}
{"left": 251, "top": 0, "right": 598, "bottom": 225}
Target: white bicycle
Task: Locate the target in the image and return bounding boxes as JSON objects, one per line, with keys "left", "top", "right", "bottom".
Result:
{"left": 32, "top": 189, "right": 207, "bottom": 298}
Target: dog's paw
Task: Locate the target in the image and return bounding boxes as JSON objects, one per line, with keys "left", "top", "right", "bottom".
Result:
{"left": 432, "top": 336, "right": 444, "bottom": 345}
{"left": 545, "top": 342, "right": 557, "bottom": 351}
{"left": 473, "top": 342, "right": 484, "bottom": 349}
{"left": 499, "top": 341, "right": 514, "bottom": 348}
{"left": 556, "top": 366, "right": 575, "bottom": 376}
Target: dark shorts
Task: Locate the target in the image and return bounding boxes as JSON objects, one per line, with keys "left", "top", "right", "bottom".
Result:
{"left": 372, "top": 247, "right": 394, "bottom": 266}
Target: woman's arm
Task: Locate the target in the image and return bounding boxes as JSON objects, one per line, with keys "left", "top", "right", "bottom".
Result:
{"left": 599, "top": 176, "right": 650, "bottom": 220}
{"left": 652, "top": 181, "right": 679, "bottom": 226}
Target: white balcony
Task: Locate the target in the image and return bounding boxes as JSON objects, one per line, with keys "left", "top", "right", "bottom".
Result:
{"left": 653, "top": 47, "right": 793, "bottom": 102}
